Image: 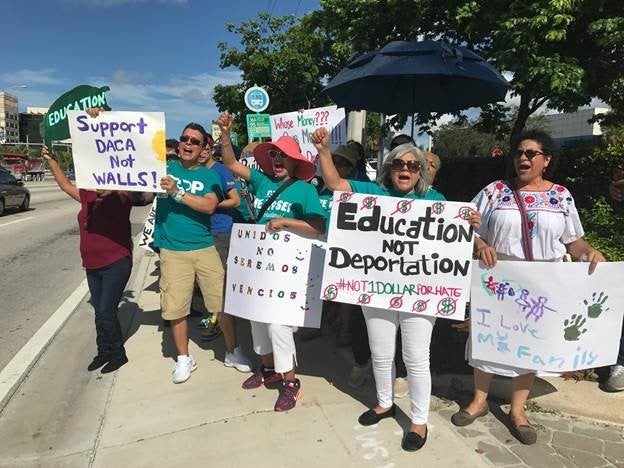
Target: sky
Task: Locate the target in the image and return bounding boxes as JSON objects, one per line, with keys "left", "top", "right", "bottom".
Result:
{"left": 1, "top": 0, "right": 320, "bottom": 138}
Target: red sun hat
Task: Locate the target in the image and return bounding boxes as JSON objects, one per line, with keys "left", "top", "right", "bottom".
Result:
{"left": 253, "top": 135, "right": 317, "bottom": 181}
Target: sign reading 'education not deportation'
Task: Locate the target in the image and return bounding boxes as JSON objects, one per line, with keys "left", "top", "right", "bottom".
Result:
{"left": 321, "top": 192, "right": 476, "bottom": 320}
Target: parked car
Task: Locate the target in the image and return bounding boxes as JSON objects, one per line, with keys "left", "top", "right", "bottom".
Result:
{"left": 0, "top": 170, "right": 30, "bottom": 216}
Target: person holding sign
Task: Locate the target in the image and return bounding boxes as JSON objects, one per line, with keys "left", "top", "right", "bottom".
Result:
{"left": 452, "top": 130, "right": 605, "bottom": 444}
{"left": 41, "top": 109, "right": 147, "bottom": 374}
{"left": 217, "top": 111, "right": 326, "bottom": 412}
{"left": 154, "top": 122, "right": 224, "bottom": 384}
{"left": 312, "top": 127, "right": 481, "bottom": 452}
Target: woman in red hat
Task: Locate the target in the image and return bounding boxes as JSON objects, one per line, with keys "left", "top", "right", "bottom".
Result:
{"left": 217, "top": 112, "right": 326, "bottom": 412}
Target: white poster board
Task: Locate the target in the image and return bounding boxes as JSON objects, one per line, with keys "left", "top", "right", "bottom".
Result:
{"left": 470, "top": 261, "right": 624, "bottom": 372}
{"left": 224, "top": 224, "right": 325, "bottom": 327}
{"left": 68, "top": 110, "right": 166, "bottom": 192}
{"left": 138, "top": 198, "right": 157, "bottom": 252}
{"left": 321, "top": 192, "right": 476, "bottom": 320}
{"left": 270, "top": 105, "right": 346, "bottom": 163}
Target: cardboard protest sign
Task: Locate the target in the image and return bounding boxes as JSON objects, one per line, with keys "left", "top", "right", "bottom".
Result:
{"left": 224, "top": 224, "right": 324, "bottom": 327}
{"left": 270, "top": 106, "right": 346, "bottom": 163}
{"left": 68, "top": 111, "right": 166, "bottom": 192}
{"left": 44, "top": 85, "right": 111, "bottom": 146}
{"left": 138, "top": 198, "right": 157, "bottom": 252}
{"left": 470, "top": 261, "right": 624, "bottom": 372}
{"left": 321, "top": 192, "right": 476, "bottom": 320}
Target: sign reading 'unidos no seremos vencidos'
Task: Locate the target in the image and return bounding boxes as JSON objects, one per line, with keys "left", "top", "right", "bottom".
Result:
{"left": 321, "top": 192, "right": 476, "bottom": 320}
{"left": 68, "top": 110, "right": 167, "bottom": 192}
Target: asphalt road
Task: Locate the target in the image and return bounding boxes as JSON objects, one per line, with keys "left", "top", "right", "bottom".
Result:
{"left": 0, "top": 180, "right": 151, "bottom": 371}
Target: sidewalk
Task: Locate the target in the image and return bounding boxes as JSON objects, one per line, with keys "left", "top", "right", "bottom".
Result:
{"left": 84, "top": 253, "right": 624, "bottom": 467}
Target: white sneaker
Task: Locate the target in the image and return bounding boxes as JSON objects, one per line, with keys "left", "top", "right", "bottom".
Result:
{"left": 603, "top": 364, "right": 624, "bottom": 392}
{"left": 348, "top": 360, "right": 371, "bottom": 388}
{"left": 172, "top": 355, "right": 197, "bottom": 384}
{"left": 224, "top": 347, "right": 253, "bottom": 373}
{"left": 394, "top": 377, "right": 409, "bottom": 398}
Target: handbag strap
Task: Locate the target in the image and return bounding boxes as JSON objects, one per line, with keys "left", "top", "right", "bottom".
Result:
{"left": 508, "top": 180, "right": 534, "bottom": 261}
{"left": 256, "top": 178, "right": 297, "bottom": 222}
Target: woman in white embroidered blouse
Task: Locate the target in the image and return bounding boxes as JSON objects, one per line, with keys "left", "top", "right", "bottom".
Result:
{"left": 451, "top": 130, "right": 605, "bottom": 445}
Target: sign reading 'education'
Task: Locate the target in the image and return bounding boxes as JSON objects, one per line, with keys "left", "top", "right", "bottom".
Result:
{"left": 321, "top": 192, "right": 476, "bottom": 320}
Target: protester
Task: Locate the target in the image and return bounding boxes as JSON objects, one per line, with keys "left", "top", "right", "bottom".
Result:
{"left": 313, "top": 126, "right": 480, "bottom": 452}
{"left": 217, "top": 112, "right": 326, "bottom": 412}
{"left": 154, "top": 122, "right": 224, "bottom": 384}
{"left": 451, "top": 129, "right": 606, "bottom": 444}
{"left": 603, "top": 170, "right": 624, "bottom": 392}
{"left": 165, "top": 138, "right": 179, "bottom": 161}
{"left": 424, "top": 151, "right": 441, "bottom": 181}
{"left": 40, "top": 108, "right": 148, "bottom": 374}
{"left": 196, "top": 139, "right": 253, "bottom": 372}
{"left": 389, "top": 133, "right": 415, "bottom": 150}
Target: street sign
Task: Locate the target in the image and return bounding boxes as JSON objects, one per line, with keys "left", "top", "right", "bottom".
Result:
{"left": 246, "top": 113, "right": 272, "bottom": 141}
{"left": 244, "top": 86, "right": 269, "bottom": 113}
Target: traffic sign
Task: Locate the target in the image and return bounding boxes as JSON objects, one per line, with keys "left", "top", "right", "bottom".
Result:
{"left": 246, "top": 113, "right": 272, "bottom": 141}
{"left": 244, "top": 86, "right": 269, "bottom": 113}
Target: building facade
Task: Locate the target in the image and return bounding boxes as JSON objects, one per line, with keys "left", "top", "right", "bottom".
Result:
{"left": 543, "top": 107, "right": 609, "bottom": 146}
{"left": 0, "top": 92, "right": 19, "bottom": 143}
{"left": 19, "top": 107, "right": 47, "bottom": 144}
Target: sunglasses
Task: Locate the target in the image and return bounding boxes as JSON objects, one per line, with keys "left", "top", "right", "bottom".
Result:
{"left": 180, "top": 135, "right": 203, "bottom": 146}
{"left": 268, "top": 149, "right": 287, "bottom": 160}
{"left": 391, "top": 159, "right": 421, "bottom": 173}
{"left": 515, "top": 149, "right": 545, "bottom": 160}
{"left": 333, "top": 157, "right": 354, "bottom": 169}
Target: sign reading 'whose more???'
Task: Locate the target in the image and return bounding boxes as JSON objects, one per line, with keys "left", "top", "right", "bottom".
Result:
{"left": 224, "top": 224, "right": 325, "bottom": 328}
{"left": 321, "top": 192, "right": 476, "bottom": 320}
{"left": 470, "top": 261, "right": 624, "bottom": 372}
{"left": 68, "top": 111, "right": 166, "bottom": 192}
{"left": 270, "top": 105, "right": 346, "bottom": 164}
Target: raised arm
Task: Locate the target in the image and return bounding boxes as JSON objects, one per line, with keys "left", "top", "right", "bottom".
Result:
{"left": 41, "top": 146, "right": 80, "bottom": 202}
{"left": 311, "top": 127, "right": 351, "bottom": 192}
{"left": 216, "top": 112, "right": 251, "bottom": 181}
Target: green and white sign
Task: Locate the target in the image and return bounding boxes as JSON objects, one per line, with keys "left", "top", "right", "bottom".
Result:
{"left": 246, "top": 113, "right": 271, "bottom": 141}
{"left": 44, "top": 85, "right": 111, "bottom": 146}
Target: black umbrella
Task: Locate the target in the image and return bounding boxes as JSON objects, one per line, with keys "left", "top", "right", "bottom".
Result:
{"left": 323, "top": 40, "right": 510, "bottom": 115}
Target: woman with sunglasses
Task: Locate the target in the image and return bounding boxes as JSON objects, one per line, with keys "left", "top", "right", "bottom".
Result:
{"left": 216, "top": 112, "right": 326, "bottom": 412}
{"left": 451, "top": 129, "right": 605, "bottom": 444}
{"left": 312, "top": 127, "right": 480, "bottom": 452}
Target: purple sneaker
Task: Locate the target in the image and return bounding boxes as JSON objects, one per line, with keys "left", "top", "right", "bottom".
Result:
{"left": 274, "top": 378, "right": 302, "bottom": 412}
{"left": 242, "top": 366, "right": 282, "bottom": 390}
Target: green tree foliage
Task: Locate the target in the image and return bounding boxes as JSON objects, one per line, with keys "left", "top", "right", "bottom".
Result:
{"left": 432, "top": 122, "right": 507, "bottom": 159}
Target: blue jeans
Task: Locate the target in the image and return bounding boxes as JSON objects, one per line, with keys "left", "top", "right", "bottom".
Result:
{"left": 86, "top": 257, "right": 132, "bottom": 360}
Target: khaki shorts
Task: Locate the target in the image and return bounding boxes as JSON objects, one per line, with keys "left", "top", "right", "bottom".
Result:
{"left": 160, "top": 246, "right": 224, "bottom": 320}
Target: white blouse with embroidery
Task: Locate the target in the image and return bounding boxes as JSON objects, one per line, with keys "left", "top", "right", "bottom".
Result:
{"left": 471, "top": 180, "right": 585, "bottom": 261}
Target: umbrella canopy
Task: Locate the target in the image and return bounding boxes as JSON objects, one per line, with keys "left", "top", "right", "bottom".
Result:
{"left": 323, "top": 40, "right": 510, "bottom": 115}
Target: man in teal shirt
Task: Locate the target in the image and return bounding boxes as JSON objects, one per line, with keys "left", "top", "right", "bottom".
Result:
{"left": 154, "top": 122, "right": 223, "bottom": 384}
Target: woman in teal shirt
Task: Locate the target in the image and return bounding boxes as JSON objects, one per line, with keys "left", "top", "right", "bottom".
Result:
{"left": 218, "top": 112, "right": 325, "bottom": 413}
{"left": 312, "top": 127, "right": 479, "bottom": 453}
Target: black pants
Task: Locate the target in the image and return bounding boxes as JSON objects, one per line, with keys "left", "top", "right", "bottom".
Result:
{"left": 350, "top": 306, "right": 407, "bottom": 378}
{"left": 86, "top": 256, "right": 132, "bottom": 360}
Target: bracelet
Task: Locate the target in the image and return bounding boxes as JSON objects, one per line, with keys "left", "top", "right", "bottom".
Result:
{"left": 173, "top": 187, "right": 186, "bottom": 202}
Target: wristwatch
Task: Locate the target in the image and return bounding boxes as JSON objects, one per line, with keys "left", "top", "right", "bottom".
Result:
{"left": 173, "top": 187, "right": 186, "bottom": 202}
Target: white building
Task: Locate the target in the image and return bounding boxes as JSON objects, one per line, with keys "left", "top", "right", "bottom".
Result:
{"left": 543, "top": 107, "right": 609, "bottom": 146}
{"left": 0, "top": 92, "right": 19, "bottom": 143}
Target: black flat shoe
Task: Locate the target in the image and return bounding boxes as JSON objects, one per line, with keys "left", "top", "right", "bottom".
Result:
{"left": 358, "top": 405, "right": 396, "bottom": 426}
{"left": 401, "top": 427, "right": 428, "bottom": 452}
{"left": 101, "top": 356, "right": 128, "bottom": 374}
{"left": 87, "top": 355, "right": 110, "bottom": 372}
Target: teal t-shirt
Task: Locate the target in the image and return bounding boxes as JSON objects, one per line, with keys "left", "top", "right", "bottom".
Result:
{"left": 318, "top": 171, "right": 371, "bottom": 218}
{"left": 348, "top": 179, "right": 447, "bottom": 200}
{"left": 154, "top": 160, "right": 222, "bottom": 251}
{"left": 248, "top": 168, "right": 326, "bottom": 224}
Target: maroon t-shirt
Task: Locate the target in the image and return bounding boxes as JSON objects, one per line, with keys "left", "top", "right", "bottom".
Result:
{"left": 77, "top": 190, "right": 133, "bottom": 269}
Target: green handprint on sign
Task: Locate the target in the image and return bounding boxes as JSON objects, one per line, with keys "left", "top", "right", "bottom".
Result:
{"left": 563, "top": 314, "right": 587, "bottom": 341}
{"left": 584, "top": 292, "right": 609, "bottom": 318}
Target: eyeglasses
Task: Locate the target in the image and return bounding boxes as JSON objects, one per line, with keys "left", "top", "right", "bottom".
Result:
{"left": 390, "top": 159, "right": 420, "bottom": 173}
{"left": 267, "top": 149, "right": 286, "bottom": 160}
{"left": 515, "top": 149, "right": 545, "bottom": 160}
{"left": 180, "top": 135, "right": 203, "bottom": 146}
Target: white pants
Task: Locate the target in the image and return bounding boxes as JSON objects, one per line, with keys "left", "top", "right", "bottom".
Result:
{"left": 250, "top": 321, "right": 297, "bottom": 374}
{"left": 362, "top": 306, "right": 436, "bottom": 425}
